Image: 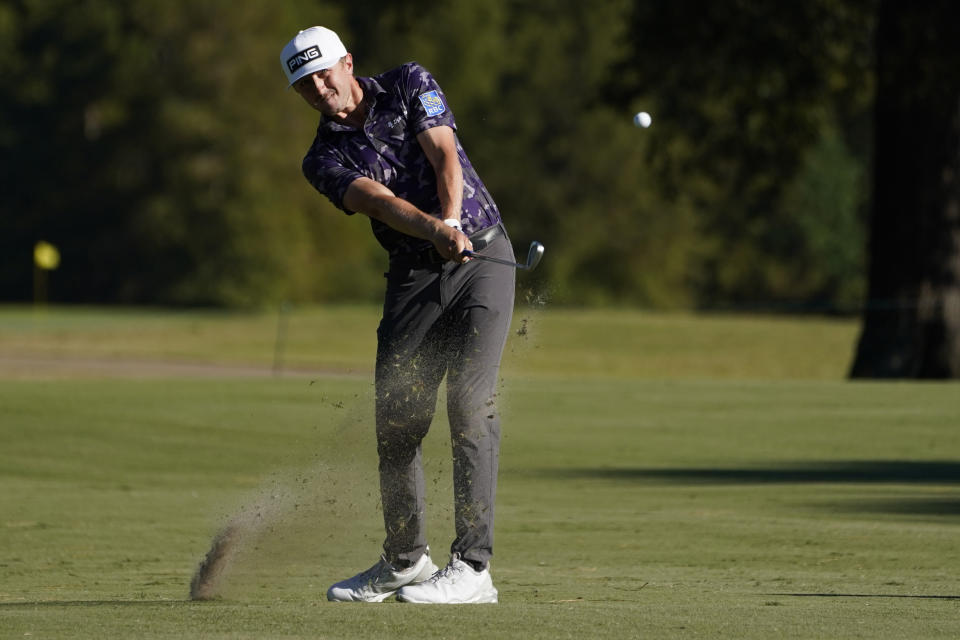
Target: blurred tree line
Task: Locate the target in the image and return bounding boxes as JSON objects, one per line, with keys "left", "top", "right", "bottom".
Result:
{"left": 1, "top": 0, "right": 875, "bottom": 309}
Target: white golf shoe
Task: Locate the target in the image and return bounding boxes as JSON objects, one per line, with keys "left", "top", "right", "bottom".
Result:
{"left": 396, "top": 553, "right": 499, "bottom": 604}
{"left": 326, "top": 550, "right": 438, "bottom": 602}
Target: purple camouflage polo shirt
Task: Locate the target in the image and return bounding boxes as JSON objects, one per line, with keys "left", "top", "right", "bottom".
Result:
{"left": 302, "top": 62, "right": 502, "bottom": 257}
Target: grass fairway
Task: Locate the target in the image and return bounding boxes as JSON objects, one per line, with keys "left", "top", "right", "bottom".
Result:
{"left": 1, "top": 306, "right": 958, "bottom": 638}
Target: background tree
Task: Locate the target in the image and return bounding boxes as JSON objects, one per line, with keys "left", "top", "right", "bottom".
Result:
{"left": 849, "top": 0, "right": 960, "bottom": 377}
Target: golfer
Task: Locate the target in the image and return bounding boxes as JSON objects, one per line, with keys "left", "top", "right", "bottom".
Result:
{"left": 281, "top": 26, "right": 515, "bottom": 604}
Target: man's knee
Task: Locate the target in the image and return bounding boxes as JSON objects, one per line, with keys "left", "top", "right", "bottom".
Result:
{"left": 375, "top": 393, "right": 435, "bottom": 462}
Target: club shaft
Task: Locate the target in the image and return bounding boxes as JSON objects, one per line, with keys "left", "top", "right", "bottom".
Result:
{"left": 463, "top": 251, "right": 528, "bottom": 269}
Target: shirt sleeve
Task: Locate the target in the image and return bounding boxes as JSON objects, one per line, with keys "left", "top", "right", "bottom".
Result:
{"left": 402, "top": 62, "right": 457, "bottom": 135}
{"left": 302, "top": 144, "right": 362, "bottom": 214}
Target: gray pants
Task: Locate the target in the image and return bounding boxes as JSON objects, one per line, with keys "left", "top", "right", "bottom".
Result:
{"left": 375, "top": 227, "right": 515, "bottom": 570}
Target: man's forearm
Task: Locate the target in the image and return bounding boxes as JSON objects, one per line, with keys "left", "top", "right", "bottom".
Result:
{"left": 342, "top": 176, "right": 443, "bottom": 240}
{"left": 366, "top": 194, "right": 447, "bottom": 243}
{"left": 342, "top": 176, "right": 471, "bottom": 261}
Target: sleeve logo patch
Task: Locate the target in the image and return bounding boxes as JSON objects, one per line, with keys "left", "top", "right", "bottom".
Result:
{"left": 418, "top": 90, "right": 445, "bottom": 117}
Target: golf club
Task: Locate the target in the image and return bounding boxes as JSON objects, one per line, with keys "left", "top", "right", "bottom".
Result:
{"left": 463, "top": 241, "right": 545, "bottom": 271}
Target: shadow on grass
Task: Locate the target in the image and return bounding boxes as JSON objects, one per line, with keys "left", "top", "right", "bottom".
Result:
{"left": 826, "top": 497, "right": 960, "bottom": 517}
{"left": 553, "top": 461, "right": 960, "bottom": 485}
{"left": 547, "top": 460, "right": 960, "bottom": 518}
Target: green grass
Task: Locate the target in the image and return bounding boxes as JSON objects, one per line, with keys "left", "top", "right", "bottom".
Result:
{"left": 0, "top": 304, "right": 859, "bottom": 379}
{"left": 1, "top": 306, "right": 958, "bottom": 638}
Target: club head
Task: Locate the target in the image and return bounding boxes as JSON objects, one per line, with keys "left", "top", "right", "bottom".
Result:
{"left": 525, "top": 242, "right": 545, "bottom": 270}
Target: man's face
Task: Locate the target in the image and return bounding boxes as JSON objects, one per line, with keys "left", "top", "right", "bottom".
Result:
{"left": 293, "top": 55, "right": 354, "bottom": 117}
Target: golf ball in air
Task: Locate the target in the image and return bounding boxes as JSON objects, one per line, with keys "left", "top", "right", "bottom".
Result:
{"left": 633, "top": 111, "right": 652, "bottom": 128}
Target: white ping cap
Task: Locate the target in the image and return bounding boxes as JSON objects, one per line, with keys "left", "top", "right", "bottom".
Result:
{"left": 280, "top": 26, "right": 348, "bottom": 87}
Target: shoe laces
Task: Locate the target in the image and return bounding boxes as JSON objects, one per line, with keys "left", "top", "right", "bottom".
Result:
{"left": 431, "top": 553, "right": 467, "bottom": 582}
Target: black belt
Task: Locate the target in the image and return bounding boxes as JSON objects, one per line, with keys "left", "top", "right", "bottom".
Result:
{"left": 393, "top": 224, "right": 503, "bottom": 268}
{"left": 469, "top": 224, "right": 502, "bottom": 251}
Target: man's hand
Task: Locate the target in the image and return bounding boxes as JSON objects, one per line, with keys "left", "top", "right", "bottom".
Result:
{"left": 433, "top": 223, "right": 473, "bottom": 263}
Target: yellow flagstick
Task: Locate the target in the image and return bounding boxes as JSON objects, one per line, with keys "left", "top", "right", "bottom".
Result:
{"left": 33, "top": 241, "right": 61, "bottom": 307}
